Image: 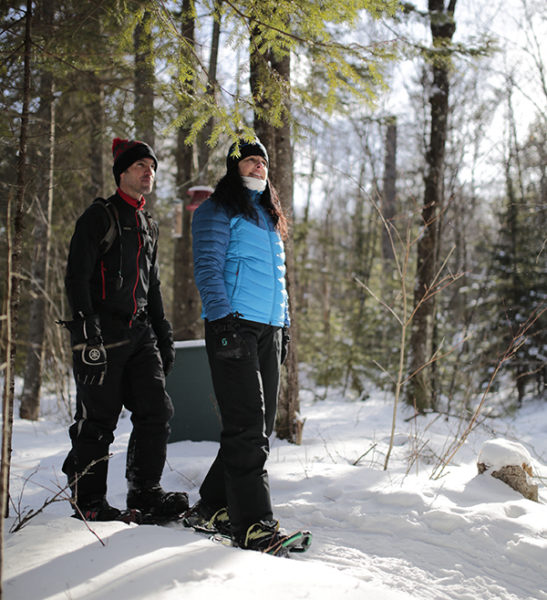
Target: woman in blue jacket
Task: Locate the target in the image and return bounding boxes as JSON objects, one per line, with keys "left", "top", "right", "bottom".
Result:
{"left": 185, "top": 138, "right": 293, "bottom": 554}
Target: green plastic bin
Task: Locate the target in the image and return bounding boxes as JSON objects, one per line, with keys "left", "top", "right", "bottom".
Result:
{"left": 166, "top": 340, "right": 221, "bottom": 443}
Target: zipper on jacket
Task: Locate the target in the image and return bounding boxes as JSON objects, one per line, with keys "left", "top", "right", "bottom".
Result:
{"left": 130, "top": 210, "right": 143, "bottom": 327}
{"left": 257, "top": 204, "right": 279, "bottom": 324}
{"left": 255, "top": 202, "right": 272, "bottom": 232}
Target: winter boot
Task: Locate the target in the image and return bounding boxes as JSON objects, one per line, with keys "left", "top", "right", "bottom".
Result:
{"left": 235, "top": 520, "right": 292, "bottom": 557}
{"left": 182, "top": 500, "right": 231, "bottom": 535}
{"left": 72, "top": 497, "right": 141, "bottom": 524}
{"left": 127, "top": 484, "right": 189, "bottom": 518}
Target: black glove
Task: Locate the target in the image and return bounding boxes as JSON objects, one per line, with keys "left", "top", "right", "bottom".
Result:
{"left": 154, "top": 318, "right": 175, "bottom": 375}
{"left": 281, "top": 326, "right": 290, "bottom": 365}
{"left": 66, "top": 314, "right": 107, "bottom": 386}
{"left": 159, "top": 342, "right": 175, "bottom": 376}
{"left": 210, "top": 314, "right": 249, "bottom": 359}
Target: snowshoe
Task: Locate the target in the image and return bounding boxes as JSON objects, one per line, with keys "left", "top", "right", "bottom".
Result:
{"left": 182, "top": 501, "right": 231, "bottom": 536}
{"left": 72, "top": 498, "right": 141, "bottom": 524}
{"left": 234, "top": 520, "right": 312, "bottom": 557}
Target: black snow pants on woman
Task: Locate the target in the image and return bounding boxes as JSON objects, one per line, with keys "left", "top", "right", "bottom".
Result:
{"left": 199, "top": 318, "right": 282, "bottom": 538}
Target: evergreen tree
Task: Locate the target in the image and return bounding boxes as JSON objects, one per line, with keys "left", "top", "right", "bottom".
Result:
{"left": 485, "top": 120, "right": 547, "bottom": 404}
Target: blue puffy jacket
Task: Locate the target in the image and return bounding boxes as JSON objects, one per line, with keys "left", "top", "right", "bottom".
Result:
{"left": 192, "top": 191, "right": 289, "bottom": 327}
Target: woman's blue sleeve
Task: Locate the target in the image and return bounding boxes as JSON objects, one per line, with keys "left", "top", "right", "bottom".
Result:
{"left": 192, "top": 199, "right": 232, "bottom": 321}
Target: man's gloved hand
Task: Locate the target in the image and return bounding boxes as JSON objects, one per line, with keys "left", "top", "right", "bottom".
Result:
{"left": 74, "top": 340, "right": 107, "bottom": 385}
{"left": 210, "top": 314, "right": 249, "bottom": 360}
{"left": 154, "top": 318, "right": 175, "bottom": 376}
{"left": 159, "top": 341, "right": 175, "bottom": 376}
{"left": 68, "top": 314, "right": 107, "bottom": 386}
{"left": 281, "top": 326, "right": 290, "bottom": 365}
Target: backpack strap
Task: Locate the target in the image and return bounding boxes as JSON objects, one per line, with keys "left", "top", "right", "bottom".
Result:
{"left": 93, "top": 197, "right": 121, "bottom": 255}
{"left": 137, "top": 209, "right": 158, "bottom": 248}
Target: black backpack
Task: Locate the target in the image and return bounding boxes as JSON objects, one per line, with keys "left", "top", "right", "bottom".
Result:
{"left": 94, "top": 197, "right": 157, "bottom": 255}
{"left": 93, "top": 197, "right": 158, "bottom": 291}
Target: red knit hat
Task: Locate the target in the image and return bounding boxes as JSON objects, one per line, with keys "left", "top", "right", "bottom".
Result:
{"left": 112, "top": 137, "right": 158, "bottom": 185}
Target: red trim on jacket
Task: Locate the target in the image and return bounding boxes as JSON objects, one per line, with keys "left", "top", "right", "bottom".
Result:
{"left": 117, "top": 188, "right": 145, "bottom": 323}
{"left": 100, "top": 261, "right": 107, "bottom": 300}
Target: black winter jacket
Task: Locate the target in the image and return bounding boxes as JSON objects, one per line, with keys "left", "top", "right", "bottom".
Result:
{"left": 65, "top": 191, "right": 168, "bottom": 332}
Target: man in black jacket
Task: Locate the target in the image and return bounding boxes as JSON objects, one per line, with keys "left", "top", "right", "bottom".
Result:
{"left": 62, "top": 138, "right": 188, "bottom": 522}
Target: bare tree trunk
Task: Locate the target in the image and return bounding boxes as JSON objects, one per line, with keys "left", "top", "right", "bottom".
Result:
{"left": 88, "top": 73, "right": 105, "bottom": 199}
{"left": 344, "top": 163, "right": 370, "bottom": 396}
{"left": 20, "top": 0, "right": 56, "bottom": 420}
{"left": 197, "top": 0, "right": 221, "bottom": 183}
{"left": 250, "top": 37, "right": 302, "bottom": 442}
{"left": 295, "top": 151, "right": 316, "bottom": 312}
{"left": 1, "top": 2, "right": 32, "bottom": 593}
{"left": 382, "top": 117, "right": 397, "bottom": 261}
{"left": 173, "top": 0, "right": 201, "bottom": 340}
{"left": 134, "top": 7, "right": 156, "bottom": 208}
{"left": 272, "top": 54, "right": 302, "bottom": 443}
{"left": 406, "top": 0, "right": 457, "bottom": 413}
{"left": 250, "top": 37, "right": 276, "bottom": 160}
{"left": 319, "top": 192, "right": 333, "bottom": 338}
{"left": 504, "top": 85, "right": 526, "bottom": 404}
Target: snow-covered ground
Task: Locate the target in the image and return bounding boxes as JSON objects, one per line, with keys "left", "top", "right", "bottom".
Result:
{"left": 4, "top": 380, "right": 547, "bottom": 600}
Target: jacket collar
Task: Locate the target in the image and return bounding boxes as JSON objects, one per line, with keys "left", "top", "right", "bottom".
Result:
{"left": 246, "top": 188, "right": 263, "bottom": 204}
{"left": 117, "top": 187, "right": 146, "bottom": 210}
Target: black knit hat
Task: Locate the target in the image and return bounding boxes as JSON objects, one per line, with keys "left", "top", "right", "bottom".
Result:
{"left": 226, "top": 138, "right": 269, "bottom": 172}
{"left": 112, "top": 137, "right": 158, "bottom": 186}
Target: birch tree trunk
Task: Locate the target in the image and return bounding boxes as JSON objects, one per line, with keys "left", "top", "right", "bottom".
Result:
{"left": 1, "top": 2, "right": 32, "bottom": 592}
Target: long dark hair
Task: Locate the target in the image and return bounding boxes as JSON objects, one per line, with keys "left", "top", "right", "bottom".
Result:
{"left": 211, "top": 169, "right": 289, "bottom": 240}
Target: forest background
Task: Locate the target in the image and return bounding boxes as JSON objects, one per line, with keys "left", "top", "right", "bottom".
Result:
{"left": 0, "top": 0, "right": 545, "bottom": 482}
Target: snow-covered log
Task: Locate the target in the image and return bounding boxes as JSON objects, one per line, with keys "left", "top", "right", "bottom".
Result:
{"left": 477, "top": 439, "right": 539, "bottom": 502}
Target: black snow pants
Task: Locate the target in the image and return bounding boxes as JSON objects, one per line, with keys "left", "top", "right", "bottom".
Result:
{"left": 199, "top": 318, "right": 282, "bottom": 537}
{"left": 62, "top": 316, "right": 174, "bottom": 506}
